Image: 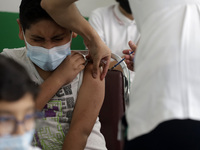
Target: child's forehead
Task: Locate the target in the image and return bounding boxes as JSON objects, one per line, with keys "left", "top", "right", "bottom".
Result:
{"left": 27, "top": 19, "right": 70, "bottom": 34}
{"left": 0, "top": 93, "right": 35, "bottom": 116}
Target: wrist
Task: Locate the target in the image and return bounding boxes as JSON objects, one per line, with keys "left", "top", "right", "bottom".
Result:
{"left": 41, "top": 0, "right": 78, "bottom": 15}
{"left": 84, "top": 31, "right": 103, "bottom": 51}
{"left": 50, "top": 72, "right": 66, "bottom": 87}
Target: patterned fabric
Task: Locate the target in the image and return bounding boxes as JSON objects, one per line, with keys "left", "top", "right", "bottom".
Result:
{"left": 32, "top": 75, "right": 81, "bottom": 149}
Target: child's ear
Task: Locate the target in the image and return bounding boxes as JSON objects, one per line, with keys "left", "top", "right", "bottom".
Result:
{"left": 72, "top": 32, "right": 78, "bottom": 38}
{"left": 17, "top": 19, "right": 24, "bottom": 40}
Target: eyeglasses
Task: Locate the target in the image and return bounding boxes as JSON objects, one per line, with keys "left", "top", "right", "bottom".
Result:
{"left": 0, "top": 112, "right": 43, "bottom": 136}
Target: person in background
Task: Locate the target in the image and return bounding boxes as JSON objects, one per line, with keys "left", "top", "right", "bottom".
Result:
{"left": 41, "top": 0, "right": 111, "bottom": 80}
{"left": 1, "top": 0, "right": 107, "bottom": 149}
{"left": 123, "top": 0, "right": 200, "bottom": 149}
{"left": 89, "top": 0, "right": 139, "bottom": 58}
{"left": 89, "top": 0, "right": 140, "bottom": 83}
{"left": 0, "top": 55, "right": 40, "bottom": 150}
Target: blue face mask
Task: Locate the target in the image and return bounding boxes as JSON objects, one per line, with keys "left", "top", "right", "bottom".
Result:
{"left": 25, "top": 38, "right": 71, "bottom": 71}
{"left": 0, "top": 129, "right": 35, "bottom": 150}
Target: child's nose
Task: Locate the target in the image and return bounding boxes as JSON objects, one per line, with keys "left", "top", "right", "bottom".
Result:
{"left": 43, "top": 42, "right": 56, "bottom": 49}
{"left": 13, "top": 122, "right": 25, "bottom": 136}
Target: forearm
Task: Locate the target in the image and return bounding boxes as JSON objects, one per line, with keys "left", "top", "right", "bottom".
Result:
{"left": 36, "top": 53, "right": 86, "bottom": 110}
{"left": 41, "top": 0, "right": 111, "bottom": 79}
{"left": 62, "top": 90, "right": 101, "bottom": 150}
{"left": 41, "top": 1, "right": 103, "bottom": 52}
{"left": 36, "top": 74, "right": 64, "bottom": 110}
{"left": 62, "top": 128, "right": 89, "bottom": 150}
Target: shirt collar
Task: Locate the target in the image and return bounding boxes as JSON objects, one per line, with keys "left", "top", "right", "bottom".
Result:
{"left": 113, "top": 4, "right": 135, "bottom": 26}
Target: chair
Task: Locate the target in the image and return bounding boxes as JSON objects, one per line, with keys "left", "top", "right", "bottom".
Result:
{"left": 99, "top": 53, "right": 130, "bottom": 150}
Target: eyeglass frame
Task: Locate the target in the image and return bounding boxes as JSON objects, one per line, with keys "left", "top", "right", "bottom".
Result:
{"left": 0, "top": 111, "right": 43, "bottom": 136}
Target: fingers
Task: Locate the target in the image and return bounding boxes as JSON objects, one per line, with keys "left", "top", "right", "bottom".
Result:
{"left": 77, "top": 63, "right": 85, "bottom": 72}
{"left": 84, "top": 46, "right": 111, "bottom": 80}
{"left": 71, "top": 51, "right": 80, "bottom": 56}
{"left": 125, "top": 59, "right": 134, "bottom": 71}
{"left": 92, "top": 58, "right": 101, "bottom": 79}
{"left": 123, "top": 49, "right": 133, "bottom": 55}
{"left": 124, "top": 54, "right": 134, "bottom": 61}
{"left": 71, "top": 51, "right": 86, "bottom": 64}
{"left": 128, "top": 40, "right": 137, "bottom": 51}
{"left": 100, "top": 57, "right": 110, "bottom": 80}
{"left": 91, "top": 55, "right": 110, "bottom": 80}
{"left": 75, "top": 57, "right": 86, "bottom": 71}
{"left": 125, "top": 59, "right": 133, "bottom": 66}
{"left": 123, "top": 41, "right": 137, "bottom": 66}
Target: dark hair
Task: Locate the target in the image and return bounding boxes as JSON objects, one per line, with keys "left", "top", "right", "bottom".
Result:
{"left": 19, "top": 0, "right": 53, "bottom": 32}
{"left": 116, "top": 0, "right": 132, "bottom": 14}
{"left": 0, "top": 55, "right": 39, "bottom": 102}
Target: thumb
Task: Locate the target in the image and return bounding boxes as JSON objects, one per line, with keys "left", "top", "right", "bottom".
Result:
{"left": 128, "top": 40, "right": 136, "bottom": 51}
{"left": 92, "top": 58, "right": 101, "bottom": 78}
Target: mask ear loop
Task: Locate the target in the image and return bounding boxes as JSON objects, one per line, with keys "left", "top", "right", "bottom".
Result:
{"left": 22, "top": 30, "right": 28, "bottom": 44}
{"left": 69, "top": 32, "right": 73, "bottom": 43}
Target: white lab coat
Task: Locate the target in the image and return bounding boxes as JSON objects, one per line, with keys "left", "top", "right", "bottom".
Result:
{"left": 127, "top": 0, "right": 200, "bottom": 140}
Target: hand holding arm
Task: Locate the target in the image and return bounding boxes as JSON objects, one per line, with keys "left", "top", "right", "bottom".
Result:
{"left": 36, "top": 52, "right": 85, "bottom": 110}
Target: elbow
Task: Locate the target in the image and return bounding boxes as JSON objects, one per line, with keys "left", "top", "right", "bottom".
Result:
{"left": 79, "top": 126, "right": 93, "bottom": 140}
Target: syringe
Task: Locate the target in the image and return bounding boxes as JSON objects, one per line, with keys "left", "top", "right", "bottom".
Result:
{"left": 111, "top": 51, "right": 134, "bottom": 70}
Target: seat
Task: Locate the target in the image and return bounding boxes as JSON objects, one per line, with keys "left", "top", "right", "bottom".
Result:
{"left": 99, "top": 53, "right": 130, "bottom": 150}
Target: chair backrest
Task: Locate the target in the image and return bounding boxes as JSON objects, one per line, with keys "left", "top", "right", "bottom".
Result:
{"left": 99, "top": 53, "right": 130, "bottom": 150}
{"left": 99, "top": 70, "right": 125, "bottom": 150}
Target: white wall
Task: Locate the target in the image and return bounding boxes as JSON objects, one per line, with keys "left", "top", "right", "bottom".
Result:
{"left": 0, "top": 0, "right": 116, "bottom": 17}
{"left": 75, "top": 0, "right": 116, "bottom": 17}
{"left": 0, "top": 0, "right": 21, "bottom": 13}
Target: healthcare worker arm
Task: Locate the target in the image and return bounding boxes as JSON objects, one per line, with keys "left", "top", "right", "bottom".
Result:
{"left": 40, "top": 0, "right": 111, "bottom": 80}
{"left": 36, "top": 52, "right": 86, "bottom": 110}
{"left": 89, "top": 10, "right": 106, "bottom": 44}
{"left": 89, "top": 9, "right": 124, "bottom": 71}
{"left": 62, "top": 63, "right": 105, "bottom": 150}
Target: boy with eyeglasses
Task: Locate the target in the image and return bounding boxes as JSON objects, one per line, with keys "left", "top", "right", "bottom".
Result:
{"left": 0, "top": 55, "right": 40, "bottom": 150}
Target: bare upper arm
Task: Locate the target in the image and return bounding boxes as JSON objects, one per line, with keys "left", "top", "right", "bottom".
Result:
{"left": 68, "top": 62, "right": 105, "bottom": 133}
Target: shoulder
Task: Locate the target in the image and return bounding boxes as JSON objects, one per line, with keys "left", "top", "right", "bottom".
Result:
{"left": 84, "top": 62, "right": 95, "bottom": 75}
{"left": 82, "top": 62, "right": 93, "bottom": 78}
{"left": 92, "top": 4, "right": 114, "bottom": 13}
{"left": 83, "top": 62, "right": 104, "bottom": 85}
{"left": 1, "top": 47, "right": 27, "bottom": 60}
{"left": 1, "top": 47, "right": 31, "bottom": 69}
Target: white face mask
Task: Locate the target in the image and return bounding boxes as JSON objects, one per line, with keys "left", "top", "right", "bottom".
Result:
{"left": 24, "top": 35, "right": 71, "bottom": 71}
{"left": 0, "top": 129, "right": 35, "bottom": 150}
